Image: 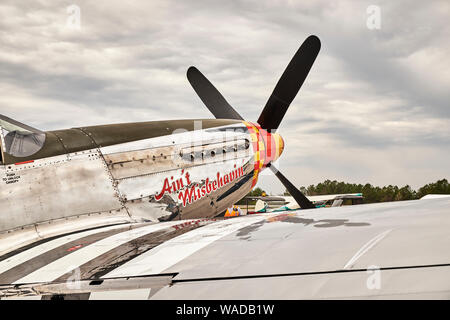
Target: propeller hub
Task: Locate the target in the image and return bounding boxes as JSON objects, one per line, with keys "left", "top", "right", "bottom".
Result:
{"left": 259, "top": 130, "right": 284, "bottom": 166}
{"left": 271, "top": 132, "right": 285, "bottom": 162}
{"left": 244, "top": 121, "right": 285, "bottom": 168}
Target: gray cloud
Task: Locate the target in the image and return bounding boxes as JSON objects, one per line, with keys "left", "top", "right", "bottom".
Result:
{"left": 0, "top": 0, "right": 448, "bottom": 192}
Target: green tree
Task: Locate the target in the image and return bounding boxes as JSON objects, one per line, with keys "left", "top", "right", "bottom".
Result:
{"left": 248, "top": 187, "right": 266, "bottom": 197}
{"left": 236, "top": 187, "right": 267, "bottom": 204}
{"left": 416, "top": 179, "right": 450, "bottom": 199}
{"left": 237, "top": 178, "right": 449, "bottom": 206}
{"left": 298, "top": 179, "right": 449, "bottom": 204}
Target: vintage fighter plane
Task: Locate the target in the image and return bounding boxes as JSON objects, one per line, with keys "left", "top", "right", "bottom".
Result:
{"left": 244, "top": 193, "right": 364, "bottom": 214}
{"left": 0, "top": 35, "right": 449, "bottom": 299}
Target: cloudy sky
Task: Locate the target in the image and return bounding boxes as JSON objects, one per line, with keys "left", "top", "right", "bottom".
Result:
{"left": 1, "top": 0, "right": 449, "bottom": 194}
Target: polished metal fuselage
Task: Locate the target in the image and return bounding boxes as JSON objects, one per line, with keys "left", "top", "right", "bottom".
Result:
{"left": 0, "top": 120, "right": 260, "bottom": 254}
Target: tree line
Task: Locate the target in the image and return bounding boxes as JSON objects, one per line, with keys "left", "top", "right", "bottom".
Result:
{"left": 240, "top": 179, "right": 450, "bottom": 204}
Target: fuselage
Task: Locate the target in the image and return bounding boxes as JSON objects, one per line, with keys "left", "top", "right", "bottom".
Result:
{"left": 0, "top": 118, "right": 284, "bottom": 254}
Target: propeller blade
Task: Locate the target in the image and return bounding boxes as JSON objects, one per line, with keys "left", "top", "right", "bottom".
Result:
{"left": 267, "top": 164, "right": 315, "bottom": 209}
{"left": 257, "top": 35, "right": 321, "bottom": 131}
{"left": 187, "top": 66, "right": 243, "bottom": 120}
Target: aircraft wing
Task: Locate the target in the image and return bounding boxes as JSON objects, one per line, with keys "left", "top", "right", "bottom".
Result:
{"left": 307, "top": 193, "right": 363, "bottom": 202}
{"left": 276, "top": 193, "right": 363, "bottom": 210}
{"left": 1, "top": 196, "right": 449, "bottom": 299}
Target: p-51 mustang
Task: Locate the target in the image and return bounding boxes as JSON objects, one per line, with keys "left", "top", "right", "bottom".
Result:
{"left": 0, "top": 36, "right": 449, "bottom": 299}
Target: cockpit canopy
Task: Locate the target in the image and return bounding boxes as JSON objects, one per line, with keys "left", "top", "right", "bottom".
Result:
{"left": 0, "top": 115, "right": 46, "bottom": 158}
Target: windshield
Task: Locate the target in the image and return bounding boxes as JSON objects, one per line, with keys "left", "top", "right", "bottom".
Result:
{"left": 0, "top": 115, "right": 46, "bottom": 158}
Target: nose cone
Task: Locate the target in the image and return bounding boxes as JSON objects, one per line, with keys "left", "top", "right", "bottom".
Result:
{"left": 272, "top": 132, "right": 285, "bottom": 162}
{"left": 258, "top": 128, "right": 285, "bottom": 166}
{"left": 242, "top": 121, "right": 285, "bottom": 169}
